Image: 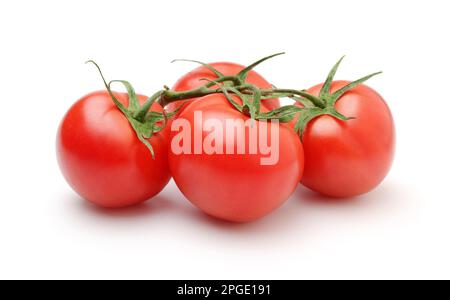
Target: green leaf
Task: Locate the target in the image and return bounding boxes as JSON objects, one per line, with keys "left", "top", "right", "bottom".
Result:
{"left": 290, "top": 95, "right": 315, "bottom": 108}
{"left": 292, "top": 106, "right": 356, "bottom": 138}
{"left": 197, "top": 76, "right": 240, "bottom": 90}
{"left": 127, "top": 118, "right": 155, "bottom": 158}
{"left": 204, "top": 79, "right": 243, "bottom": 113}
{"left": 325, "top": 107, "right": 355, "bottom": 121}
{"left": 294, "top": 107, "right": 325, "bottom": 138}
{"left": 278, "top": 114, "right": 297, "bottom": 123}
{"left": 257, "top": 105, "right": 303, "bottom": 122}
{"left": 86, "top": 60, "right": 128, "bottom": 114}
{"left": 241, "top": 94, "right": 254, "bottom": 119}
{"left": 257, "top": 105, "right": 296, "bottom": 118}
{"left": 241, "top": 84, "right": 262, "bottom": 118}
{"left": 87, "top": 60, "right": 158, "bottom": 158}
{"left": 252, "top": 88, "right": 262, "bottom": 115}
{"left": 264, "top": 88, "right": 325, "bottom": 109}
{"left": 133, "top": 90, "right": 164, "bottom": 122}
{"left": 109, "top": 80, "right": 140, "bottom": 112}
{"left": 237, "top": 52, "right": 285, "bottom": 83}
{"left": 331, "top": 71, "right": 382, "bottom": 103}
{"left": 146, "top": 104, "right": 186, "bottom": 135}
{"left": 320, "top": 56, "right": 345, "bottom": 99}
{"left": 227, "top": 86, "right": 247, "bottom": 101}
{"left": 171, "top": 59, "right": 224, "bottom": 78}
{"left": 145, "top": 111, "right": 166, "bottom": 123}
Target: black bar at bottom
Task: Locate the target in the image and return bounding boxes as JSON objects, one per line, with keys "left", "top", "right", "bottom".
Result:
{"left": 144, "top": 281, "right": 296, "bottom": 298}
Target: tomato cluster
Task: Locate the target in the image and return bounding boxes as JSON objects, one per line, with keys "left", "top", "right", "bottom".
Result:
{"left": 57, "top": 55, "right": 395, "bottom": 223}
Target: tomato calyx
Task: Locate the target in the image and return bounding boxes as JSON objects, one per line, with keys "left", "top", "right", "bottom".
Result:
{"left": 253, "top": 56, "right": 382, "bottom": 137}
{"left": 87, "top": 61, "right": 170, "bottom": 158}
{"left": 162, "top": 53, "right": 288, "bottom": 120}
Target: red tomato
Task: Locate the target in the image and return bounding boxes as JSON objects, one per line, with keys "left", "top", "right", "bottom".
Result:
{"left": 57, "top": 91, "right": 171, "bottom": 208}
{"left": 167, "top": 62, "right": 280, "bottom": 114}
{"left": 300, "top": 81, "right": 395, "bottom": 198}
{"left": 169, "top": 94, "right": 304, "bottom": 222}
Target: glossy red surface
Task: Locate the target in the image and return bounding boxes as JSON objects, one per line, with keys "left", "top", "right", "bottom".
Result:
{"left": 57, "top": 91, "right": 171, "bottom": 208}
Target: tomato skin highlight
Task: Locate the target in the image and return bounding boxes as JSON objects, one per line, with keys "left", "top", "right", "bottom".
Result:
{"left": 300, "top": 81, "right": 395, "bottom": 198}
{"left": 57, "top": 91, "right": 171, "bottom": 208}
{"left": 167, "top": 62, "right": 280, "bottom": 115}
{"left": 169, "top": 94, "right": 304, "bottom": 222}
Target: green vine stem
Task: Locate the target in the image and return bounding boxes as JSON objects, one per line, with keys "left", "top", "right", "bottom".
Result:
{"left": 87, "top": 54, "right": 382, "bottom": 154}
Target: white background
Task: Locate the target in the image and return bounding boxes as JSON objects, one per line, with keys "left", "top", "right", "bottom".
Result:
{"left": 0, "top": 0, "right": 449, "bottom": 280}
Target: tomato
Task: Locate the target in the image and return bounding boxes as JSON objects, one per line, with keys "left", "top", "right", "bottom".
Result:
{"left": 167, "top": 62, "right": 280, "bottom": 114}
{"left": 57, "top": 91, "right": 171, "bottom": 208}
{"left": 299, "top": 81, "right": 395, "bottom": 198}
{"left": 168, "top": 94, "right": 304, "bottom": 222}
